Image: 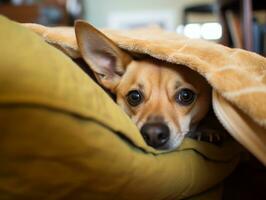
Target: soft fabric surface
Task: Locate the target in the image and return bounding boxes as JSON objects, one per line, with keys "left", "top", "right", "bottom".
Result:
{"left": 0, "top": 16, "right": 242, "bottom": 200}
{"left": 23, "top": 21, "right": 266, "bottom": 165}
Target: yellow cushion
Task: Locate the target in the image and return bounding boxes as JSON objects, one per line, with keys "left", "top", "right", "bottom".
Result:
{"left": 0, "top": 16, "right": 241, "bottom": 200}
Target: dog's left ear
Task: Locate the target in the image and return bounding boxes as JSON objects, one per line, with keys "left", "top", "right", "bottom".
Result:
{"left": 75, "top": 20, "right": 132, "bottom": 91}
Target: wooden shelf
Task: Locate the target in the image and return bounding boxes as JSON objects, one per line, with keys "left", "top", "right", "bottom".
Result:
{"left": 0, "top": 3, "right": 69, "bottom": 25}
{"left": 217, "top": 0, "right": 266, "bottom": 52}
{"left": 0, "top": 5, "right": 40, "bottom": 23}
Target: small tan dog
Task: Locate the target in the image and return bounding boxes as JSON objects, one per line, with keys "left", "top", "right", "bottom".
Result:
{"left": 75, "top": 21, "right": 211, "bottom": 150}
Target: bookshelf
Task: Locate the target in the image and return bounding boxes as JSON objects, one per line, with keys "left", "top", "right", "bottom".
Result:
{"left": 217, "top": 0, "right": 266, "bottom": 55}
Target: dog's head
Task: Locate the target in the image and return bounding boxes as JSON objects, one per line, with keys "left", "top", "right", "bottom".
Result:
{"left": 75, "top": 21, "right": 211, "bottom": 150}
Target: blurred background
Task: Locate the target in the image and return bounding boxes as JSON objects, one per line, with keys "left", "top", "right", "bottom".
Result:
{"left": 0, "top": 0, "right": 265, "bottom": 55}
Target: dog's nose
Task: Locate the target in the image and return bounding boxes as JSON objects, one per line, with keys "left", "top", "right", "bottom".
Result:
{"left": 140, "top": 123, "right": 170, "bottom": 148}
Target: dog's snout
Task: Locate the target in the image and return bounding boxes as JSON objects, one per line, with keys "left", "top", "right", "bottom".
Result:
{"left": 147, "top": 115, "right": 164, "bottom": 122}
{"left": 140, "top": 123, "right": 170, "bottom": 148}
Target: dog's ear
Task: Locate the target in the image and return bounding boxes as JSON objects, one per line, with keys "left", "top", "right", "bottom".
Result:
{"left": 75, "top": 20, "right": 132, "bottom": 91}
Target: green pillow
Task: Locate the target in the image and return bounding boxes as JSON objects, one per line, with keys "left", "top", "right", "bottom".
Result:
{"left": 0, "top": 16, "right": 241, "bottom": 200}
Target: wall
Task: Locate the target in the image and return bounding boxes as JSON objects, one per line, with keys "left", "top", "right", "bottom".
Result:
{"left": 83, "top": 0, "right": 215, "bottom": 29}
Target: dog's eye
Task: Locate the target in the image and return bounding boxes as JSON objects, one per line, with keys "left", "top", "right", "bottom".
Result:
{"left": 127, "top": 90, "right": 143, "bottom": 106}
{"left": 175, "top": 88, "right": 196, "bottom": 106}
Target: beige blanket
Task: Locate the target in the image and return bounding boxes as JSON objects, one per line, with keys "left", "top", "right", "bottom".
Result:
{"left": 23, "top": 22, "right": 266, "bottom": 165}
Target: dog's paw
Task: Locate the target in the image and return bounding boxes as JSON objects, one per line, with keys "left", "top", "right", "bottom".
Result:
{"left": 187, "top": 129, "right": 225, "bottom": 144}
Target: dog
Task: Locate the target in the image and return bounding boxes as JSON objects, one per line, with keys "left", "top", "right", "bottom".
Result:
{"left": 75, "top": 21, "right": 212, "bottom": 150}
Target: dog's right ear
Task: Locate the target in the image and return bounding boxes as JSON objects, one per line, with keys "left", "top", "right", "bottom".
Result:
{"left": 75, "top": 20, "right": 132, "bottom": 91}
